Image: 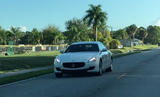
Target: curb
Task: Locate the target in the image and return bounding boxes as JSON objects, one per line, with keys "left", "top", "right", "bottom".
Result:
{"left": 0, "top": 66, "right": 52, "bottom": 78}
{"left": 0, "top": 68, "right": 53, "bottom": 86}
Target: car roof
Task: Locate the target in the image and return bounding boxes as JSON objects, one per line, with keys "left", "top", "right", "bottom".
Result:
{"left": 72, "top": 41, "right": 101, "bottom": 45}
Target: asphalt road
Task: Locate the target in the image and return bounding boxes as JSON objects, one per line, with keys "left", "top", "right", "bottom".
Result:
{"left": 1, "top": 48, "right": 160, "bottom": 97}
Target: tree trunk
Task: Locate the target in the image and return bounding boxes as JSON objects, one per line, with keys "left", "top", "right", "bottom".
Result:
{"left": 95, "top": 27, "right": 97, "bottom": 41}
{"left": 93, "top": 26, "right": 97, "bottom": 41}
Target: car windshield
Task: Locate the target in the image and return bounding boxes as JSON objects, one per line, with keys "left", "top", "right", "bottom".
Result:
{"left": 65, "top": 44, "right": 99, "bottom": 53}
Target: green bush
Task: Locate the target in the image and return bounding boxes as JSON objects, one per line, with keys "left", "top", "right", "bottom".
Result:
{"left": 109, "top": 39, "right": 121, "bottom": 49}
{"left": 103, "top": 38, "right": 112, "bottom": 49}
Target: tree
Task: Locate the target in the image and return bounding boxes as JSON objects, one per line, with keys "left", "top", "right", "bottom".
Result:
{"left": 109, "top": 39, "right": 121, "bottom": 49}
{"left": 126, "top": 24, "right": 137, "bottom": 39}
{"left": 145, "top": 26, "right": 160, "bottom": 44}
{"left": 19, "top": 31, "right": 33, "bottom": 44}
{"left": 31, "top": 28, "right": 42, "bottom": 44}
{"left": 97, "top": 32, "right": 104, "bottom": 42}
{"left": 10, "top": 26, "right": 24, "bottom": 44}
{"left": 0, "top": 27, "right": 8, "bottom": 45}
{"left": 65, "top": 18, "right": 91, "bottom": 44}
{"left": 83, "top": 4, "right": 107, "bottom": 41}
{"left": 135, "top": 27, "right": 148, "bottom": 42}
{"left": 42, "top": 25, "right": 62, "bottom": 44}
{"left": 113, "top": 29, "right": 129, "bottom": 40}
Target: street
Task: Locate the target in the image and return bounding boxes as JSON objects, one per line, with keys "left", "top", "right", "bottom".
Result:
{"left": 0, "top": 48, "right": 160, "bottom": 97}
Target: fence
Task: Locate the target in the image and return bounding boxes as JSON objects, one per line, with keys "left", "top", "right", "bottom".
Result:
{"left": 0, "top": 45, "right": 67, "bottom": 54}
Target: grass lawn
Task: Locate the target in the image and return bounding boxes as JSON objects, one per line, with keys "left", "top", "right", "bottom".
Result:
{"left": 0, "top": 51, "right": 60, "bottom": 57}
{"left": 0, "top": 68, "right": 54, "bottom": 85}
{"left": 0, "top": 51, "right": 60, "bottom": 72}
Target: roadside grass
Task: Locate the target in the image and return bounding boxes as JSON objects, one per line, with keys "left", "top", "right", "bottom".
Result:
{"left": 112, "top": 51, "right": 141, "bottom": 58}
{"left": 0, "top": 44, "right": 67, "bottom": 47}
{"left": 0, "top": 51, "right": 60, "bottom": 57}
{"left": 0, "top": 68, "right": 53, "bottom": 85}
{"left": 0, "top": 51, "right": 60, "bottom": 72}
{"left": 13, "top": 51, "right": 60, "bottom": 57}
{"left": 110, "top": 45, "right": 158, "bottom": 55}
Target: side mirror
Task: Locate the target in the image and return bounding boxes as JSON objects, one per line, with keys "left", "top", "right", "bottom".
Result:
{"left": 101, "top": 48, "right": 107, "bottom": 52}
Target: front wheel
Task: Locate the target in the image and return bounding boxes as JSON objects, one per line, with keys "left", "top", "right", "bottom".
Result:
{"left": 97, "top": 60, "right": 103, "bottom": 76}
{"left": 108, "top": 65, "right": 113, "bottom": 72}
{"left": 106, "top": 57, "right": 113, "bottom": 72}
{"left": 106, "top": 64, "right": 113, "bottom": 72}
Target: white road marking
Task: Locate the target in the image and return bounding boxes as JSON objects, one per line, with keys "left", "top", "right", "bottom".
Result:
{"left": 118, "top": 73, "right": 127, "bottom": 79}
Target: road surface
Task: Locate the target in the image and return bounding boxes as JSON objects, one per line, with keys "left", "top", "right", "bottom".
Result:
{"left": 0, "top": 48, "right": 160, "bottom": 97}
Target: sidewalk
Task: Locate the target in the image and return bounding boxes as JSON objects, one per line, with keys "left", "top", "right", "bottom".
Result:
{"left": 0, "top": 66, "right": 52, "bottom": 78}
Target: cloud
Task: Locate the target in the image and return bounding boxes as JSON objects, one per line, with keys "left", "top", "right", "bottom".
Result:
{"left": 19, "top": 26, "right": 27, "bottom": 32}
{"left": 155, "top": 19, "right": 160, "bottom": 26}
{"left": 153, "top": 17, "right": 160, "bottom": 26}
{"left": 8, "top": 26, "right": 27, "bottom": 32}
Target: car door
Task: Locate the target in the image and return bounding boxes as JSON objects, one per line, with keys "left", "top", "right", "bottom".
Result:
{"left": 99, "top": 43, "right": 108, "bottom": 69}
{"left": 102, "top": 43, "right": 111, "bottom": 68}
{"left": 106, "top": 49, "right": 111, "bottom": 68}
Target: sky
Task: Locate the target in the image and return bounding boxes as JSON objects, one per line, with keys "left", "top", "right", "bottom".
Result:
{"left": 1, "top": 0, "right": 160, "bottom": 32}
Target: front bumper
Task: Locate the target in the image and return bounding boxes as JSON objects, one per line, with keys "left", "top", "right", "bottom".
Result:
{"left": 54, "top": 61, "right": 99, "bottom": 74}
{"left": 56, "top": 66, "right": 95, "bottom": 74}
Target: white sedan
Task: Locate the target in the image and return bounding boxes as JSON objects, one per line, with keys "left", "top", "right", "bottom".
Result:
{"left": 54, "top": 41, "right": 113, "bottom": 77}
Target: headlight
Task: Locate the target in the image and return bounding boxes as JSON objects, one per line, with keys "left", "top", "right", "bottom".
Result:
{"left": 89, "top": 57, "right": 96, "bottom": 62}
{"left": 56, "top": 59, "right": 60, "bottom": 63}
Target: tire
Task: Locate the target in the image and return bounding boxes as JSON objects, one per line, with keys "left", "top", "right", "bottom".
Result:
{"left": 106, "top": 58, "right": 113, "bottom": 72}
{"left": 111, "top": 56, "right": 113, "bottom": 64}
{"left": 97, "top": 60, "right": 103, "bottom": 76}
{"left": 55, "top": 73, "right": 63, "bottom": 78}
{"left": 107, "top": 64, "right": 112, "bottom": 72}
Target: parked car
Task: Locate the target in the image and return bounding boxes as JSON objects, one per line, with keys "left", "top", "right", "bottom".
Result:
{"left": 54, "top": 41, "right": 113, "bottom": 77}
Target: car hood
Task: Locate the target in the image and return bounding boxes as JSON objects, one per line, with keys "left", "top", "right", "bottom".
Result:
{"left": 57, "top": 52, "right": 99, "bottom": 62}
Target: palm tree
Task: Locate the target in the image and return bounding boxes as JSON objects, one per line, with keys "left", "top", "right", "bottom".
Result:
{"left": 136, "top": 27, "right": 148, "bottom": 42}
{"left": 10, "top": 26, "right": 23, "bottom": 44}
{"left": 31, "top": 28, "right": 42, "bottom": 44}
{"left": 0, "top": 29, "right": 8, "bottom": 45}
{"left": 83, "top": 4, "right": 107, "bottom": 41}
{"left": 126, "top": 24, "right": 138, "bottom": 39}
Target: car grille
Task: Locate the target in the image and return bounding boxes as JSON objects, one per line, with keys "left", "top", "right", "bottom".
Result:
{"left": 63, "top": 62, "right": 85, "bottom": 68}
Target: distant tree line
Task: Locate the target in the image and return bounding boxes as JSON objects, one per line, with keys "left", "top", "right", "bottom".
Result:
{"left": 112, "top": 24, "right": 160, "bottom": 45}
{"left": 0, "top": 26, "right": 65, "bottom": 45}
{"left": 0, "top": 4, "right": 160, "bottom": 48}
